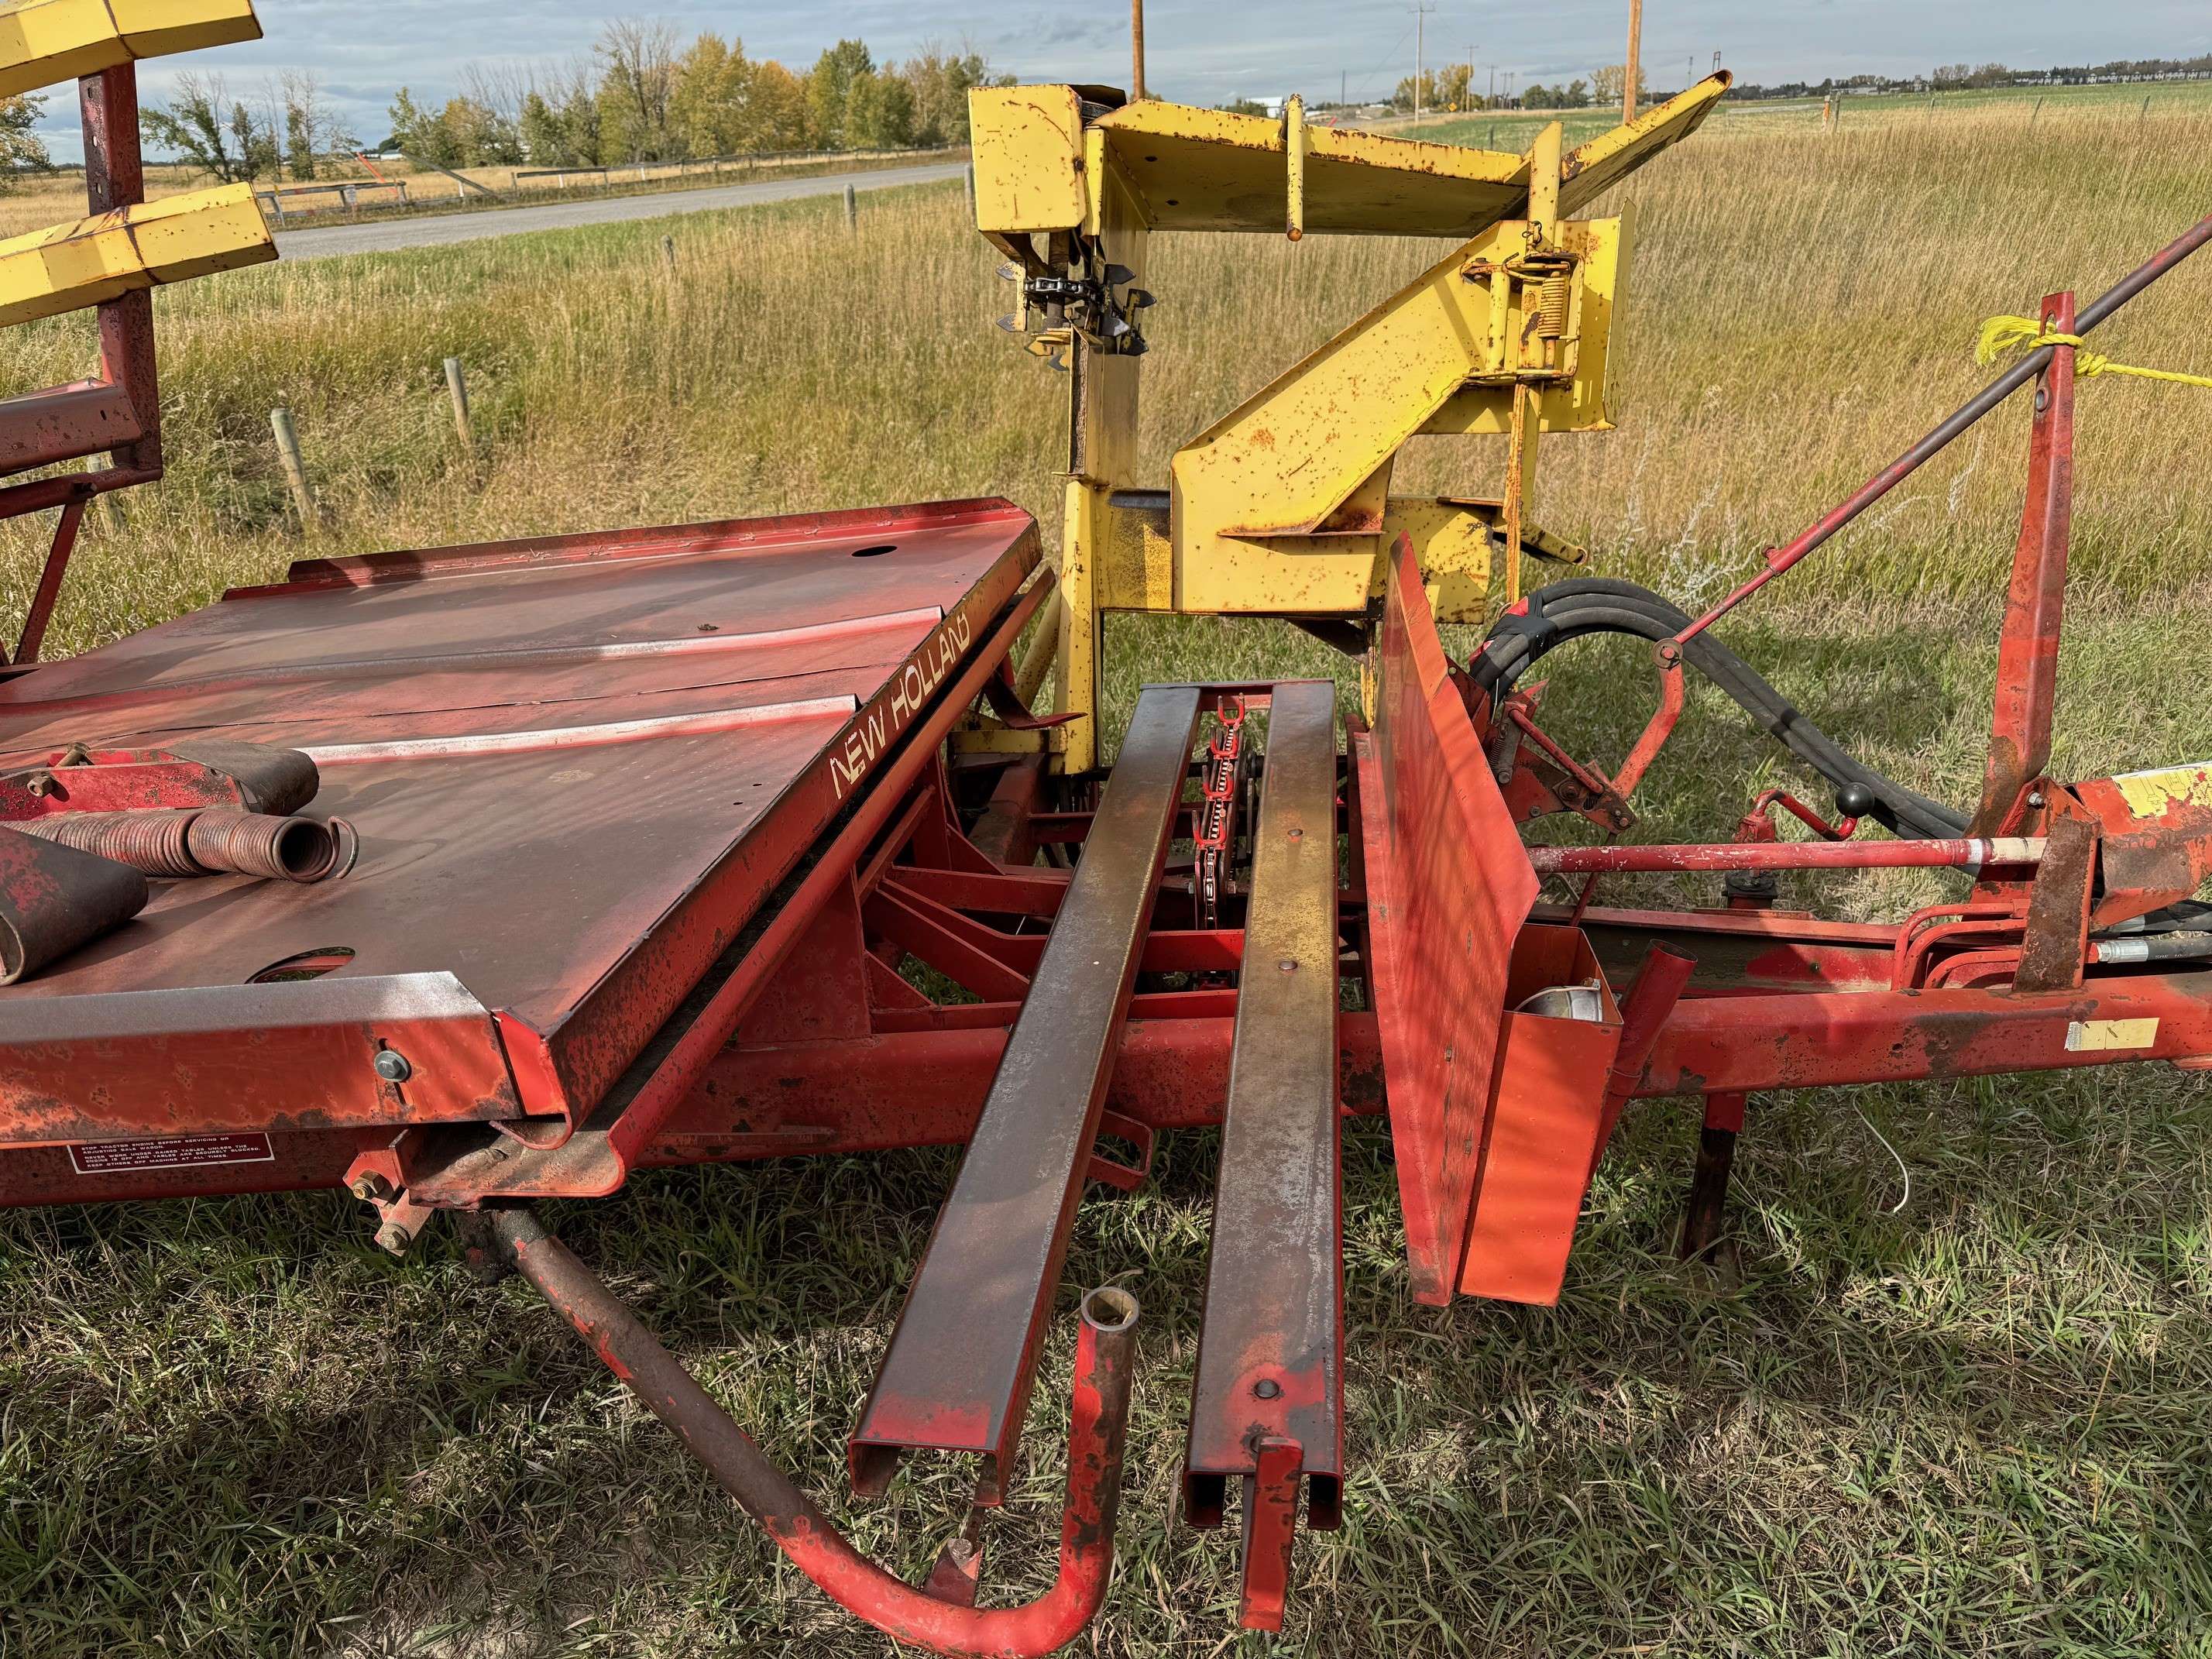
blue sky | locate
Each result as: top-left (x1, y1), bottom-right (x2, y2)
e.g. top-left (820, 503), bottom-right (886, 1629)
top-left (51, 0), bottom-right (2212, 157)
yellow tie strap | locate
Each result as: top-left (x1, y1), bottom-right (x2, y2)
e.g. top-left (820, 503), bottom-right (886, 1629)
top-left (1977, 314), bottom-right (2212, 390)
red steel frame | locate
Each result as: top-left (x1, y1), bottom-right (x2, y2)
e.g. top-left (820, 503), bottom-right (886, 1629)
top-left (0, 64), bottom-right (172, 667)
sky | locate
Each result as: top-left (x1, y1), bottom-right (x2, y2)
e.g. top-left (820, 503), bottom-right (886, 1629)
top-left (45, 0), bottom-right (2212, 159)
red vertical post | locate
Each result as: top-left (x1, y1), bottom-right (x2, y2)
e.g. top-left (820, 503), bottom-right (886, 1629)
top-left (80, 67), bottom-right (160, 478)
top-left (1972, 290), bottom-right (2075, 833)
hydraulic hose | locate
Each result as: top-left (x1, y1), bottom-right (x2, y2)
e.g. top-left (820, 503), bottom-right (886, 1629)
top-left (1472, 577), bottom-right (1970, 841)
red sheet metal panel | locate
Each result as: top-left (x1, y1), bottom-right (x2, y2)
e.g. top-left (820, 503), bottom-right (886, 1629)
top-left (1455, 926), bottom-right (1620, 1307)
top-left (1355, 541), bottom-right (1538, 1304)
top-left (0, 498), bottom-right (1038, 1158)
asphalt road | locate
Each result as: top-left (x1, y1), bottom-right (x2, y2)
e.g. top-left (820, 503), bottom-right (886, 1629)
top-left (273, 160), bottom-right (970, 261)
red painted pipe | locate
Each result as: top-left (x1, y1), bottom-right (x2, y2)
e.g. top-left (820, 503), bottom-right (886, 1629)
top-left (493, 1208), bottom-right (1138, 1657)
top-left (1527, 836), bottom-right (2042, 875)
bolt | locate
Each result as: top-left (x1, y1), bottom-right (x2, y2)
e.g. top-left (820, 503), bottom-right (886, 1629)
top-left (374, 1221), bottom-right (413, 1257)
top-left (23, 771), bottom-right (55, 797)
top-left (2027, 790), bottom-right (2046, 809)
top-left (1286, 827), bottom-right (1304, 841)
top-left (373, 1049), bottom-right (413, 1084)
top-left (349, 1172), bottom-right (392, 1202)
top-left (1253, 1379), bottom-right (1282, 1400)
top-left (1278, 958), bottom-right (1297, 973)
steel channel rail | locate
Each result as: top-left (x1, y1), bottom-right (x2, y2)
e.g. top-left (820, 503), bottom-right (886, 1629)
top-left (849, 683), bottom-right (1203, 1500)
top-left (1180, 681), bottom-right (1344, 1632)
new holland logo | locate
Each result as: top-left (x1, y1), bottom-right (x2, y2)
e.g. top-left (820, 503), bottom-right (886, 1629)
top-left (830, 610), bottom-right (975, 799)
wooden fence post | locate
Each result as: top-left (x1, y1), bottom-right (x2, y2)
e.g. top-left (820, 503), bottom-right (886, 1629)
top-left (270, 408), bottom-right (318, 529)
top-left (843, 182), bottom-right (857, 229)
top-left (442, 358), bottom-right (473, 451)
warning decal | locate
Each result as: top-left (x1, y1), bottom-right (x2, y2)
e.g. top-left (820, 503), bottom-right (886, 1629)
top-left (68, 1133), bottom-right (276, 1176)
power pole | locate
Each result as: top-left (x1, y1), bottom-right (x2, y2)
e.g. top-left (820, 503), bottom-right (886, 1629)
top-left (1623, 0), bottom-right (1643, 121)
top-left (1131, 0), bottom-right (1146, 99)
top-left (1410, 2), bottom-right (1436, 127)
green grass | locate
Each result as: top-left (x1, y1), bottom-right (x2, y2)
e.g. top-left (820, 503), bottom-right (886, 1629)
top-left (3, 76), bottom-right (2212, 1659)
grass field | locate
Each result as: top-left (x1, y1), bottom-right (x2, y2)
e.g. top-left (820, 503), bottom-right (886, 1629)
top-left (3, 85), bottom-right (2212, 1658)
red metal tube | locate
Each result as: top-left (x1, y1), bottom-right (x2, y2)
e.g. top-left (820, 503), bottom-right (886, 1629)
top-left (1527, 836), bottom-right (2042, 875)
top-left (1671, 210), bottom-right (2212, 647)
top-left (493, 1207), bottom-right (1138, 1658)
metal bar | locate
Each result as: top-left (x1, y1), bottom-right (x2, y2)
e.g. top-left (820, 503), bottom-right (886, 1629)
top-left (15, 497), bottom-right (84, 665)
top-left (1527, 836), bottom-right (2043, 875)
top-left (850, 684), bottom-right (1200, 1500)
top-left (1182, 682), bottom-right (1342, 1618)
top-left (1636, 970), bottom-right (2212, 1097)
top-left (81, 67), bottom-right (160, 479)
top-left (1672, 211), bottom-right (2212, 647)
top-left (1973, 290), bottom-right (2076, 830)
top-left (0, 381), bottom-right (143, 478)
top-left (1677, 1091), bottom-right (1745, 1260)
top-left (494, 1210), bottom-right (1141, 1659)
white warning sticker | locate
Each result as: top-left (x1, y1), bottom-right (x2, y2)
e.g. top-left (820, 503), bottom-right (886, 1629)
top-left (68, 1133), bottom-right (276, 1175)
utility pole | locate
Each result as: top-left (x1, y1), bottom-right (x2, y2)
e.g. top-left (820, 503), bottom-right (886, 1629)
top-left (1624, 0), bottom-right (1643, 121)
top-left (1131, 0), bottom-right (1146, 99)
top-left (1410, 2), bottom-right (1436, 128)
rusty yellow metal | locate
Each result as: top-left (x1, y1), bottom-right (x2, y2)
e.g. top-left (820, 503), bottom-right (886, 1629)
top-left (0, 0), bottom-right (260, 98)
top-left (0, 183), bottom-right (274, 328)
top-left (969, 84), bottom-right (1087, 234)
top-left (966, 74), bottom-right (1728, 771)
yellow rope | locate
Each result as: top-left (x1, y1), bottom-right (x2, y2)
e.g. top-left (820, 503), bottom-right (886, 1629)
top-left (1977, 314), bottom-right (2212, 390)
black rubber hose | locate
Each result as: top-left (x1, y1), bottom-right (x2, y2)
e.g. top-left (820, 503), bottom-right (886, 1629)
top-left (1472, 577), bottom-right (1970, 841)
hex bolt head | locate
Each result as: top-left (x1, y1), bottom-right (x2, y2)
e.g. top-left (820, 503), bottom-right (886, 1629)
top-left (2026, 790), bottom-right (2046, 809)
top-left (374, 1221), bottom-right (413, 1258)
top-left (373, 1049), bottom-right (413, 1084)
top-left (1253, 1378), bottom-right (1283, 1400)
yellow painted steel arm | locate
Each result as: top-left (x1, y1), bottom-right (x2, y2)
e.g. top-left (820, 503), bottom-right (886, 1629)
top-left (0, 184), bottom-right (275, 327)
top-left (0, 0), bottom-right (260, 98)
top-left (973, 74), bottom-right (1728, 242)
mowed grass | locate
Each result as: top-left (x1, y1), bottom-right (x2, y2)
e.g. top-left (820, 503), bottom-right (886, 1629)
top-left (2, 91), bottom-right (2212, 1657)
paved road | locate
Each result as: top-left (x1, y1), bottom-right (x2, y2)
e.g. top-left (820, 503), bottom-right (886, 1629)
top-left (273, 160), bottom-right (969, 261)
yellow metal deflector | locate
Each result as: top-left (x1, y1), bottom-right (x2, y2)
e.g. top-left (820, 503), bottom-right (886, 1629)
top-left (0, 0), bottom-right (260, 98)
top-left (0, 185), bottom-right (275, 327)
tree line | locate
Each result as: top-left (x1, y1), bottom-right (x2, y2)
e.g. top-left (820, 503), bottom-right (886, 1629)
top-left (389, 25), bottom-right (1003, 170)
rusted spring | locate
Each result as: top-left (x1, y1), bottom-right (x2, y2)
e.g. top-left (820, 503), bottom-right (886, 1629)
top-left (9, 810), bottom-right (199, 876)
top-left (185, 809), bottom-right (340, 881)
top-left (492, 1208), bottom-right (1139, 1658)
top-left (8, 809), bottom-right (345, 881)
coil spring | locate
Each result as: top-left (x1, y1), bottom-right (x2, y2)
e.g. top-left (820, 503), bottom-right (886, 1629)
top-left (8, 809), bottom-right (342, 881)
top-left (1537, 272), bottom-right (1571, 340)
top-left (187, 810), bottom-right (339, 882)
top-left (11, 810), bottom-right (199, 876)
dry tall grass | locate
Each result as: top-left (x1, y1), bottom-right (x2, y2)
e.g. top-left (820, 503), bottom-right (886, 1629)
top-left (2, 91), bottom-right (2207, 658)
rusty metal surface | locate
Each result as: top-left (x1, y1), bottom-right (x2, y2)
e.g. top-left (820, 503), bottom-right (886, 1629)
top-left (0, 499), bottom-right (1037, 1152)
top-left (1357, 541), bottom-right (1537, 1305)
top-left (1183, 682), bottom-right (1342, 1566)
top-left (0, 972), bottom-right (520, 1142)
top-left (850, 684), bottom-right (1200, 1499)
top-left (1973, 292), bottom-right (2076, 832)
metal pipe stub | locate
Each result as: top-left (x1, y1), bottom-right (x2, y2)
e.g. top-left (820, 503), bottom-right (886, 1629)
top-left (492, 1207), bottom-right (1141, 1658)
top-left (8, 809), bottom-right (353, 882)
